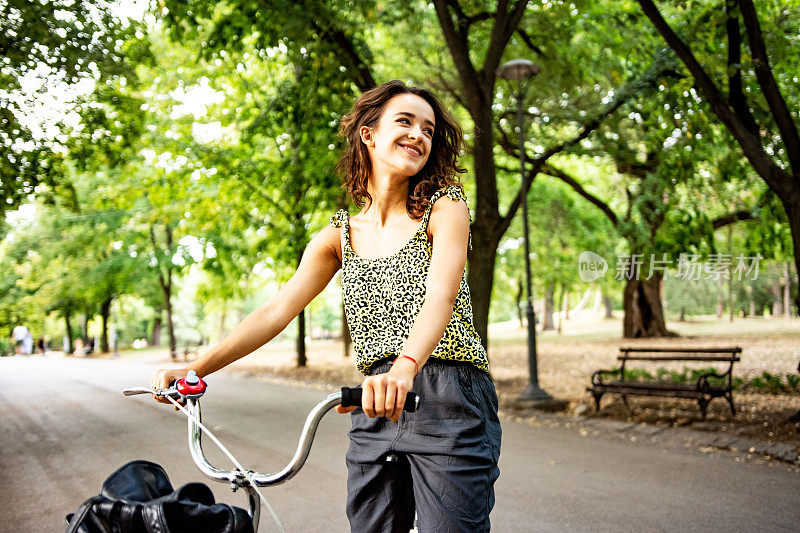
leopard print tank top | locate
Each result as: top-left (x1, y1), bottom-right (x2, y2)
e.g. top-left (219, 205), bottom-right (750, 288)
top-left (329, 186), bottom-right (489, 375)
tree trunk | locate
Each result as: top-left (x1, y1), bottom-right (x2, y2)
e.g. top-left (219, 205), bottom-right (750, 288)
top-left (64, 311), bottom-right (74, 354)
top-left (558, 283), bottom-right (567, 334)
top-left (603, 295), bottom-right (614, 319)
top-left (679, 307), bottom-right (686, 322)
top-left (623, 273), bottom-right (677, 337)
top-left (564, 290), bottom-right (570, 320)
top-left (296, 309), bottom-right (307, 367)
top-left (728, 225), bottom-right (734, 322)
top-left (151, 315), bottom-right (162, 347)
top-left (341, 298), bottom-right (351, 358)
top-left (164, 278), bottom-right (176, 360)
top-left (784, 262), bottom-right (792, 317)
top-left (466, 227), bottom-right (500, 351)
top-left (772, 278), bottom-right (783, 317)
top-left (515, 278), bottom-right (524, 328)
top-left (81, 314), bottom-right (89, 343)
top-left (100, 296), bottom-right (112, 353)
top-left (542, 283), bottom-right (555, 331)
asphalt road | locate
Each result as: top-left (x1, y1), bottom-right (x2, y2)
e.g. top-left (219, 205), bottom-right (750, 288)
top-left (0, 355), bottom-right (797, 532)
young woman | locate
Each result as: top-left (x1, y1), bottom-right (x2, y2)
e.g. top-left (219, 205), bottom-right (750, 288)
top-left (152, 80), bottom-right (501, 532)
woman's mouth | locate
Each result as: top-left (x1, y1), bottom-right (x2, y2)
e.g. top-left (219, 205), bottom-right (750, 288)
top-left (398, 143), bottom-right (422, 157)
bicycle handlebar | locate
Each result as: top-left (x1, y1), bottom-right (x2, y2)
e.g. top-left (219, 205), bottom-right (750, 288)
top-left (123, 382), bottom-right (418, 488)
top-left (340, 386), bottom-right (420, 412)
top-left (124, 380), bottom-right (419, 531)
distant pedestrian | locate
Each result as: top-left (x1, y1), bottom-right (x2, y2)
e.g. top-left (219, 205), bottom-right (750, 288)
top-left (12, 325), bottom-right (29, 355)
top-left (36, 337), bottom-right (45, 355)
top-left (22, 331), bottom-right (33, 355)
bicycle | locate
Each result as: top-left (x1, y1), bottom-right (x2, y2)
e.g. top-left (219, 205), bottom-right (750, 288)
top-left (114, 371), bottom-right (420, 532)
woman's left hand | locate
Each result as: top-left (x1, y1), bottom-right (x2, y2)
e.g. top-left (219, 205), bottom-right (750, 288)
top-left (335, 358), bottom-right (417, 422)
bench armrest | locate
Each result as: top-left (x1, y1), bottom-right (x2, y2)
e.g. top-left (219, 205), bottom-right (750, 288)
top-left (591, 368), bottom-right (620, 385)
top-left (696, 371), bottom-right (729, 392)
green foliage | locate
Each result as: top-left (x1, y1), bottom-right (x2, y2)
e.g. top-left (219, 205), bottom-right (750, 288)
top-left (746, 371), bottom-right (800, 394)
top-left (0, 0), bottom-right (149, 217)
top-left (614, 365), bottom-right (800, 394)
top-left (2, 0), bottom-right (797, 352)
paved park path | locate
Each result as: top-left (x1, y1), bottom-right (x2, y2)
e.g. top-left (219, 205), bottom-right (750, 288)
top-left (0, 355), bottom-right (797, 532)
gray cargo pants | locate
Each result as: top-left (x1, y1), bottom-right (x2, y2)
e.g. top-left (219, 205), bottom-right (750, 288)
top-left (346, 358), bottom-right (502, 532)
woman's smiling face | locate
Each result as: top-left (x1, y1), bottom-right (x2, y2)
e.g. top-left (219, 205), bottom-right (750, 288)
top-left (361, 93), bottom-right (436, 179)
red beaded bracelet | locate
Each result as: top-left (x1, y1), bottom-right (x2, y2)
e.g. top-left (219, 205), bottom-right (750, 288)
top-left (394, 355), bottom-right (419, 377)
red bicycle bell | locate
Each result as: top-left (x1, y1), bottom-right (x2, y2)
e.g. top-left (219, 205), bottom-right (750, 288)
top-left (176, 370), bottom-right (207, 399)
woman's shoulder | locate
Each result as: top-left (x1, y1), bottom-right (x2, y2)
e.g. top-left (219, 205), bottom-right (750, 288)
top-left (427, 185), bottom-right (472, 249)
top-left (428, 185), bottom-right (469, 219)
top-left (314, 216), bottom-right (344, 262)
top-left (429, 191), bottom-right (470, 222)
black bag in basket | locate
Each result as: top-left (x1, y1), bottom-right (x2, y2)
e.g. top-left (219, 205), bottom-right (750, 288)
top-left (66, 460), bottom-right (253, 533)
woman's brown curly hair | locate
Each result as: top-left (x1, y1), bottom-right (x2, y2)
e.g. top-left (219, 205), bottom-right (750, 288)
top-left (336, 80), bottom-right (466, 218)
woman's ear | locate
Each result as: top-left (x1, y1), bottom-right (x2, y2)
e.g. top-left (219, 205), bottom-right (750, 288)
top-left (359, 126), bottom-right (375, 149)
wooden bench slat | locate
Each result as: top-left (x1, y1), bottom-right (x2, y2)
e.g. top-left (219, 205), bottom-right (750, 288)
top-left (604, 381), bottom-right (697, 391)
top-left (588, 386), bottom-right (706, 400)
top-left (617, 355), bottom-right (741, 362)
top-left (597, 381), bottom-right (728, 394)
top-left (619, 347), bottom-right (741, 354)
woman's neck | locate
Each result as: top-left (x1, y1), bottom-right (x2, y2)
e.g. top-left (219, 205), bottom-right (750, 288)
top-left (364, 172), bottom-right (410, 227)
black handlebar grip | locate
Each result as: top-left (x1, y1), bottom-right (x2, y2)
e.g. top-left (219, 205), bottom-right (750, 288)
top-left (340, 387), bottom-right (419, 412)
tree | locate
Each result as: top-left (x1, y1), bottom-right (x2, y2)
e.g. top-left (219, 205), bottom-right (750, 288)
top-left (1, 0), bottom-right (145, 218)
top-left (636, 0), bottom-right (800, 314)
top-left (159, 0), bottom-right (677, 348)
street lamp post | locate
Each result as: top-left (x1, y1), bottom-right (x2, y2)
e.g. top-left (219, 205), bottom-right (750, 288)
top-left (496, 59), bottom-right (567, 409)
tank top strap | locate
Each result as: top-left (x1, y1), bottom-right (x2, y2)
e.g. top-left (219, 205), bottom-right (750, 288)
top-left (420, 186), bottom-right (472, 250)
top-left (329, 209), bottom-right (351, 252)
top-left (329, 209), bottom-right (349, 229)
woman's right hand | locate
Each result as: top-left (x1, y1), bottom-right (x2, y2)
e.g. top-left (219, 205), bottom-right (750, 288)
top-left (150, 368), bottom-right (190, 404)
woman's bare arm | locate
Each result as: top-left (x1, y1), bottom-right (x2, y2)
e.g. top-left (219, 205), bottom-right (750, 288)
top-left (151, 225), bottom-right (342, 390)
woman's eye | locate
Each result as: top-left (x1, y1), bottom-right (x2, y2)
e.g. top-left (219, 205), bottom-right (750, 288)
top-left (398, 118), bottom-right (410, 124)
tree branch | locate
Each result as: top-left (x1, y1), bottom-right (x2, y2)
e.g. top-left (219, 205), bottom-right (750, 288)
top-left (516, 28), bottom-right (546, 57)
top-left (434, 0), bottom-right (484, 113)
top-left (467, 11), bottom-right (493, 25)
top-left (309, 21), bottom-right (376, 91)
top-left (725, 0), bottom-right (758, 134)
top-left (416, 52), bottom-right (469, 111)
top-left (712, 210), bottom-right (754, 229)
top-left (498, 83), bottom-right (631, 231)
top-left (738, 0), bottom-right (800, 175)
top-left (636, 0), bottom-right (788, 194)
top-left (482, 0), bottom-right (530, 81)
top-left (540, 163), bottom-right (620, 226)
top-left (498, 49), bottom-right (677, 232)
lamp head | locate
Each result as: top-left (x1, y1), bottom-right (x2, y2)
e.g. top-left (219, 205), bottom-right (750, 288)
top-left (496, 59), bottom-right (540, 81)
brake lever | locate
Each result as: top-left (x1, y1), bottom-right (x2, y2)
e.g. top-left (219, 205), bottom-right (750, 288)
top-left (122, 386), bottom-right (177, 398)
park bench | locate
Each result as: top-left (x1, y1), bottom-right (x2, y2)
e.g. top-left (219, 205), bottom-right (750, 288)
top-left (587, 347), bottom-right (741, 419)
